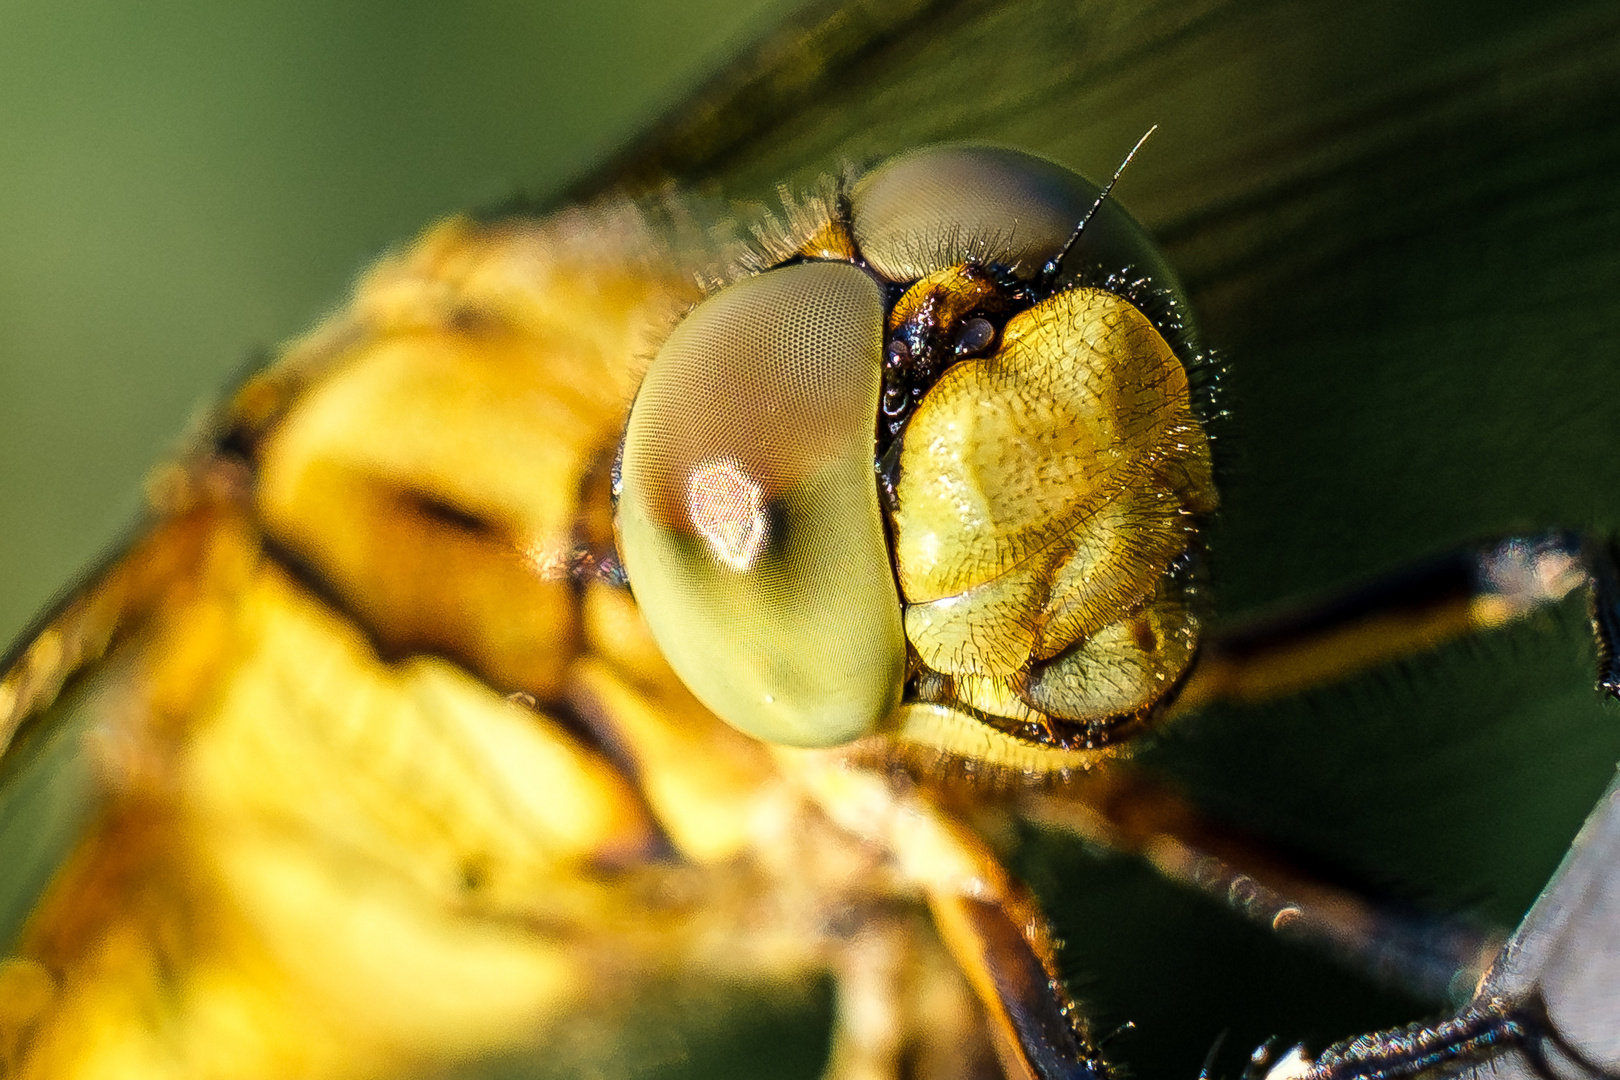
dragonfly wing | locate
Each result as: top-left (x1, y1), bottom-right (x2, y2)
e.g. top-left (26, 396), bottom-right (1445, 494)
top-left (0, 667), bottom-right (108, 953)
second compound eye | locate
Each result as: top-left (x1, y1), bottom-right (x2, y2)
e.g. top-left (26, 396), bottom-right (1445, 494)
top-left (616, 261), bottom-right (905, 749)
top-left (849, 145), bottom-right (1194, 342)
top-left (851, 146), bottom-right (1095, 280)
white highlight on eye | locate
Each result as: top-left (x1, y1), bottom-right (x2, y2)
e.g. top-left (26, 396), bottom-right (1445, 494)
top-left (686, 458), bottom-right (768, 571)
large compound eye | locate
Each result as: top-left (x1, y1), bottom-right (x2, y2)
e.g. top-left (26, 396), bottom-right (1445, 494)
top-left (851, 146), bottom-right (1191, 331)
top-left (617, 261), bottom-right (905, 748)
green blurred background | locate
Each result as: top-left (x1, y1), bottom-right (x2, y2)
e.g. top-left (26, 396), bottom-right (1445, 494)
top-left (0, 0), bottom-right (793, 645)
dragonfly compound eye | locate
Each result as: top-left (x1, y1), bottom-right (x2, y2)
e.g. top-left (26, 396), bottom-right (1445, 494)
top-left (851, 145), bottom-right (1193, 335)
top-left (617, 261), bottom-right (906, 748)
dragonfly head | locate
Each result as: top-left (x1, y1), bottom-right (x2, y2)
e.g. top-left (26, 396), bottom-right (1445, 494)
top-left (617, 146), bottom-right (1218, 768)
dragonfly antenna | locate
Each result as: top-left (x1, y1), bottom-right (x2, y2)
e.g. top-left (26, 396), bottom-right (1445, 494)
top-left (1040, 124), bottom-right (1158, 288)
top-left (1097, 1021), bottom-right (1137, 1048)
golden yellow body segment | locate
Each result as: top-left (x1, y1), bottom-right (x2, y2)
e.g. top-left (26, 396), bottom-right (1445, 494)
top-left (0, 213), bottom-right (731, 1078)
top-left (0, 184), bottom-right (1113, 1080)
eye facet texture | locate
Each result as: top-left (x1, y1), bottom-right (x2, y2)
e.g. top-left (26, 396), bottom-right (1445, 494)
top-left (617, 262), bottom-right (904, 748)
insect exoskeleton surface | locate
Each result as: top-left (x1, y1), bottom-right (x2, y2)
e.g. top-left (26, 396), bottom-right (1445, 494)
top-left (616, 145), bottom-right (1219, 770)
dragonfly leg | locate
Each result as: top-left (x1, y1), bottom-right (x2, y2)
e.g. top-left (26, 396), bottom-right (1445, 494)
top-left (1175, 531), bottom-right (1620, 712)
top-left (1252, 769), bottom-right (1620, 1080)
top-left (926, 887), bottom-right (1109, 1080)
top-left (1020, 767), bottom-right (1500, 1004)
top-left (1586, 535), bottom-right (1620, 696)
top-left (789, 752), bottom-right (1111, 1080)
top-left (1254, 1000), bottom-right (1533, 1080)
